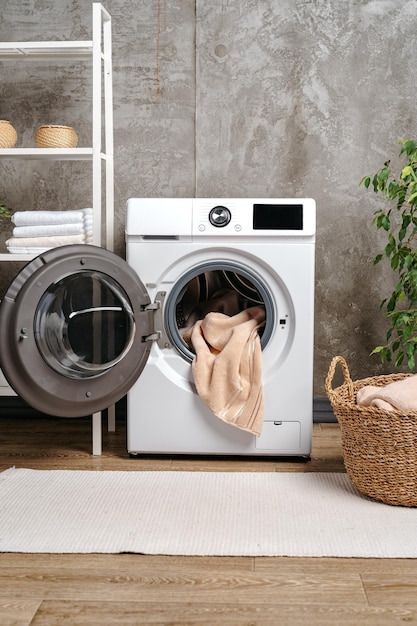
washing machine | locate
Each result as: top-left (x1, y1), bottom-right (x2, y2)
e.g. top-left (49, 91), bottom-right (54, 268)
top-left (125, 197), bottom-right (316, 457)
top-left (0, 197), bottom-right (315, 458)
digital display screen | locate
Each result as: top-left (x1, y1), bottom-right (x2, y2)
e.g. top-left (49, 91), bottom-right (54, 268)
top-left (253, 204), bottom-right (303, 230)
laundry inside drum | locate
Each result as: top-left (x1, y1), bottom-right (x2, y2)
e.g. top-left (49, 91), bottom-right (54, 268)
top-left (175, 269), bottom-right (267, 353)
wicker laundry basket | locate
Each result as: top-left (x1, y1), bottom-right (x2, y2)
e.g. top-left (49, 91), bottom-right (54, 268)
top-left (325, 355), bottom-right (417, 507)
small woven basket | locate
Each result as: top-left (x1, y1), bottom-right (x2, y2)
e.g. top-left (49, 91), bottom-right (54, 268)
top-left (35, 125), bottom-right (78, 148)
top-left (325, 355), bottom-right (417, 507)
top-left (0, 120), bottom-right (17, 148)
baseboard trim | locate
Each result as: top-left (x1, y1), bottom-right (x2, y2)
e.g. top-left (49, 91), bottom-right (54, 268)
top-left (0, 396), bottom-right (127, 419)
top-left (313, 397), bottom-right (336, 423)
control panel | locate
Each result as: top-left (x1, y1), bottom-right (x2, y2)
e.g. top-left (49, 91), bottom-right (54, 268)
top-left (193, 198), bottom-right (315, 237)
top-left (126, 197), bottom-right (316, 239)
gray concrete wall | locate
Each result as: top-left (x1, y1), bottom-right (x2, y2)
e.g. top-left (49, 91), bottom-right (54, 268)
top-left (0, 0), bottom-right (416, 396)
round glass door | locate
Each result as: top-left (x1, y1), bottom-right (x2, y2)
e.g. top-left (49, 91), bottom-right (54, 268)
top-left (0, 245), bottom-right (152, 417)
top-left (34, 271), bottom-right (135, 379)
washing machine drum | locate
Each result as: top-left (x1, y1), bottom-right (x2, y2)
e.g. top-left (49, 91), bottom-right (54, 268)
top-left (0, 245), bottom-right (153, 417)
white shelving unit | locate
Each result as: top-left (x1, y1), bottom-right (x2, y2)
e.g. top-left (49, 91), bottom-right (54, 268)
top-left (0, 4), bottom-right (114, 454)
top-left (0, 2), bottom-right (114, 258)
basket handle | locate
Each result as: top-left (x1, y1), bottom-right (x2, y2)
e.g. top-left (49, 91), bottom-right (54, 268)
top-left (325, 356), bottom-right (355, 403)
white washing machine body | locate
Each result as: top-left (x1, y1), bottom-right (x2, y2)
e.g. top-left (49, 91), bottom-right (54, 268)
top-left (126, 198), bottom-right (316, 457)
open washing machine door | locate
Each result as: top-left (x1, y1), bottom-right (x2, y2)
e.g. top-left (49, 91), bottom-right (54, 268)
top-left (0, 245), bottom-right (154, 417)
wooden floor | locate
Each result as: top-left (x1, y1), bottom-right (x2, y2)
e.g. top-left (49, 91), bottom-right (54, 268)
top-left (0, 414), bottom-right (416, 625)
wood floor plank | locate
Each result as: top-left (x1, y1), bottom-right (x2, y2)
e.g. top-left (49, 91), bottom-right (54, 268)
top-left (0, 553), bottom-right (254, 574)
top-left (362, 574), bottom-right (417, 607)
top-left (0, 598), bottom-right (42, 626)
top-left (29, 600), bottom-right (417, 626)
top-left (0, 567), bottom-right (367, 606)
top-left (255, 556), bottom-right (417, 575)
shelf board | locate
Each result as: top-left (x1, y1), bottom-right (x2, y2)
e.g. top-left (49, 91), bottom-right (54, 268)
top-left (0, 148), bottom-right (93, 160)
top-left (0, 253), bottom-right (36, 262)
top-left (0, 387), bottom-right (17, 396)
top-left (0, 40), bottom-right (93, 60)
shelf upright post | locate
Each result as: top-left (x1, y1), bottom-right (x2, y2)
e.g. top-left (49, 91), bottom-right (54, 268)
top-left (102, 4), bottom-right (114, 253)
top-left (101, 5), bottom-right (116, 435)
top-left (92, 2), bottom-right (102, 248)
top-left (92, 4), bottom-right (116, 446)
top-left (91, 3), bottom-right (103, 453)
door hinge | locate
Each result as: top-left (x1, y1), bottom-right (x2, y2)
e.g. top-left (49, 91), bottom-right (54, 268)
top-left (143, 291), bottom-right (171, 348)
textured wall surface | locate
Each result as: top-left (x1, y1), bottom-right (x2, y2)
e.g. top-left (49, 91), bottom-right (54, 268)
top-left (1, 0), bottom-right (416, 396)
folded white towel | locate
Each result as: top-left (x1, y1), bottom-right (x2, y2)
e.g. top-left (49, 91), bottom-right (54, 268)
top-left (7, 246), bottom-right (53, 254)
top-left (13, 223), bottom-right (87, 238)
top-left (12, 208), bottom-right (93, 226)
top-left (6, 234), bottom-right (89, 248)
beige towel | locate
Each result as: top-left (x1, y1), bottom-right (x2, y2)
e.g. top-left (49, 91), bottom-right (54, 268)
top-left (184, 306), bottom-right (266, 436)
top-left (357, 375), bottom-right (417, 411)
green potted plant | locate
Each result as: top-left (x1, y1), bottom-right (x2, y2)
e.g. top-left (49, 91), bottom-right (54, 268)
top-left (0, 200), bottom-right (12, 219)
top-left (360, 139), bottom-right (417, 370)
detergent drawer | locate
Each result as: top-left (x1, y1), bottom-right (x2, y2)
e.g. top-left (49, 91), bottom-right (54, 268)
top-left (255, 421), bottom-right (301, 451)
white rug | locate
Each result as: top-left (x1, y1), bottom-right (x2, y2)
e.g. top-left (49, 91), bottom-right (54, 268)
top-left (1, 468), bottom-right (416, 557)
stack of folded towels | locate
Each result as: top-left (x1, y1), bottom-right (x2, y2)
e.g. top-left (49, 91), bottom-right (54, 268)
top-left (6, 208), bottom-right (93, 254)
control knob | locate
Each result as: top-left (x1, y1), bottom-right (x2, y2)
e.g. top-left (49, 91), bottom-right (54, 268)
top-left (209, 205), bottom-right (231, 227)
